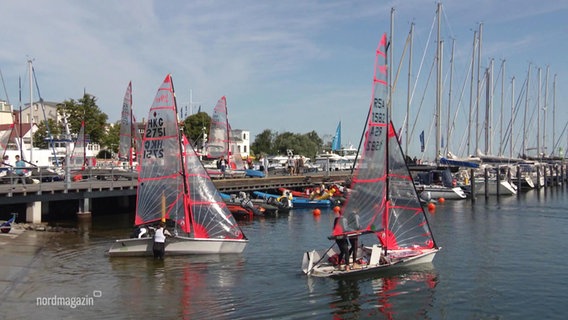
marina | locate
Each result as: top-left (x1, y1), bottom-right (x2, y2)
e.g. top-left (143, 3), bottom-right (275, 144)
top-left (1, 187), bottom-right (568, 318)
top-left (1, 1), bottom-right (567, 318)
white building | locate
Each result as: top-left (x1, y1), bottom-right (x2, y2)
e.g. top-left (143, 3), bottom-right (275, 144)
top-left (231, 129), bottom-right (251, 158)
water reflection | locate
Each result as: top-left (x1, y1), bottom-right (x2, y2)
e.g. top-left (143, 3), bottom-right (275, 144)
top-left (328, 265), bottom-right (438, 319)
top-left (108, 255), bottom-right (244, 319)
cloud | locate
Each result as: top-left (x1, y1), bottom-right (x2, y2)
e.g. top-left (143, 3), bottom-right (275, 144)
top-left (1, 0), bottom-right (566, 159)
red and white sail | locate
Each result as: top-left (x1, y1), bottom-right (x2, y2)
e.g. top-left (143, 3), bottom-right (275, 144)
top-left (338, 33), bottom-right (437, 252)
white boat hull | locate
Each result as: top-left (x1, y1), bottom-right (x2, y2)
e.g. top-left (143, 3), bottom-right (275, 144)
top-left (417, 185), bottom-right (467, 200)
top-left (108, 235), bottom-right (248, 257)
top-left (473, 179), bottom-right (517, 195)
top-left (302, 244), bottom-right (439, 278)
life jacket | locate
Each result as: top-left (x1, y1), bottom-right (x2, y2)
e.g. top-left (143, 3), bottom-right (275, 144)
top-left (332, 217), bottom-right (344, 236)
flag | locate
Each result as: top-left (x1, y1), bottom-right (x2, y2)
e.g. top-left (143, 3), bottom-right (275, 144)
top-left (420, 130), bottom-right (425, 152)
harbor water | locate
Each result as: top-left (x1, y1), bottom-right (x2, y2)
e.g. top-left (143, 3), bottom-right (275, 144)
top-left (2, 187), bottom-right (568, 319)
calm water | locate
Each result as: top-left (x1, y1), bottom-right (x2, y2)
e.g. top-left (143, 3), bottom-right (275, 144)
top-left (3, 187), bottom-right (568, 319)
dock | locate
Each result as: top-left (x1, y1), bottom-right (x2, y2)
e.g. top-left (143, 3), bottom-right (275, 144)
top-left (0, 171), bottom-right (352, 223)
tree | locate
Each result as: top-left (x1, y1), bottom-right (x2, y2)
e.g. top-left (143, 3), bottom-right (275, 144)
top-left (100, 121), bottom-right (121, 153)
top-left (57, 93), bottom-right (108, 144)
top-left (254, 130), bottom-right (323, 159)
top-left (251, 129), bottom-right (274, 155)
top-left (182, 112), bottom-right (211, 148)
top-left (33, 119), bottom-right (63, 149)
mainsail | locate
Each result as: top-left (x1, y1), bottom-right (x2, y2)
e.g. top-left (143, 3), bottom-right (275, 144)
top-left (118, 81), bottom-right (142, 165)
top-left (70, 121), bottom-right (87, 170)
top-left (0, 123), bottom-right (14, 157)
top-left (134, 75), bottom-right (244, 240)
top-left (205, 96), bottom-right (229, 159)
top-left (135, 75), bottom-right (186, 228)
top-left (338, 33), bottom-right (436, 252)
top-left (331, 121), bottom-right (341, 152)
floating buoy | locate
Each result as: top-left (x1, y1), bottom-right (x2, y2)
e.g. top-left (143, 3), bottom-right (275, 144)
top-left (313, 208), bottom-right (321, 216)
top-left (438, 197), bottom-right (445, 204)
top-left (333, 206), bottom-right (341, 213)
top-left (427, 203), bottom-right (436, 212)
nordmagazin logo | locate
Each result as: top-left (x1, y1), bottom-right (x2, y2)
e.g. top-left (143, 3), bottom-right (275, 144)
top-left (36, 291), bottom-right (102, 308)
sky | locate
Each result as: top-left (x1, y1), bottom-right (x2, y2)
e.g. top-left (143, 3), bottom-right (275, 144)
top-left (1, 0), bottom-right (567, 160)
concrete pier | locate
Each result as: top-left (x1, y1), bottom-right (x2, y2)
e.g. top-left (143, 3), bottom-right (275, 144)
top-left (25, 202), bottom-right (42, 224)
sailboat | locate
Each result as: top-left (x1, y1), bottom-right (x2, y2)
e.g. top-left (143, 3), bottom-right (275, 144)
top-left (108, 75), bottom-right (248, 256)
top-left (118, 81), bottom-right (142, 169)
top-left (331, 121), bottom-right (341, 152)
top-left (205, 96), bottom-right (261, 178)
top-left (301, 33), bottom-right (440, 278)
top-left (69, 121), bottom-right (87, 170)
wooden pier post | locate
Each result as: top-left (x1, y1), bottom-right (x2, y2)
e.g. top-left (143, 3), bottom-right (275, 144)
top-left (470, 168), bottom-right (476, 203)
top-left (484, 167), bottom-right (489, 198)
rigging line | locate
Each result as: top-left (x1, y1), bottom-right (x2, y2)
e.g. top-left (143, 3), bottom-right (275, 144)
top-left (449, 44), bottom-right (474, 157)
top-left (392, 29), bottom-right (411, 133)
top-left (0, 68), bottom-right (10, 105)
top-left (408, 8), bottom-right (436, 108)
top-left (32, 66), bottom-right (60, 167)
top-left (549, 120), bottom-right (568, 157)
top-left (410, 57), bottom-right (435, 148)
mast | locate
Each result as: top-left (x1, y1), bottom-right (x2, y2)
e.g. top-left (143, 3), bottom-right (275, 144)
top-left (476, 23), bottom-right (483, 156)
top-left (484, 59), bottom-right (493, 155)
top-left (523, 64), bottom-right (530, 158)
top-left (510, 76), bottom-right (515, 159)
top-left (28, 59), bottom-right (33, 163)
top-left (537, 67), bottom-right (541, 158)
top-left (499, 60), bottom-right (505, 157)
top-left (552, 73), bottom-right (557, 156)
top-left (388, 7), bottom-right (394, 117)
top-left (435, 2), bottom-right (442, 162)
top-left (445, 38), bottom-right (455, 157)
top-left (468, 31), bottom-right (477, 156)
top-left (543, 65), bottom-right (549, 156)
top-left (170, 76), bottom-right (189, 197)
top-left (405, 22), bottom-right (414, 157)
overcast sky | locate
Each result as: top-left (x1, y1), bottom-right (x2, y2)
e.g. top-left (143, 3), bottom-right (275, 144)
top-left (1, 1), bottom-right (566, 159)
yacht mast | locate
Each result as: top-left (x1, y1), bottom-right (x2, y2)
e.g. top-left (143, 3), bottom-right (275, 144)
top-left (28, 59), bottom-right (34, 163)
top-left (552, 73), bottom-right (557, 156)
top-left (445, 38), bottom-right (455, 157)
top-left (435, 2), bottom-right (442, 162)
top-left (467, 31), bottom-right (477, 156)
top-left (475, 23), bottom-right (483, 156)
top-left (522, 63), bottom-right (530, 158)
top-left (405, 23), bottom-right (414, 157)
top-left (510, 76), bottom-right (515, 159)
top-left (543, 65), bottom-right (549, 156)
top-left (537, 67), bottom-right (541, 158)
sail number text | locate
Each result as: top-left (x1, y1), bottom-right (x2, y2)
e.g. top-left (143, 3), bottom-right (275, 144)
top-left (144, 117), bottom-right (166, 158)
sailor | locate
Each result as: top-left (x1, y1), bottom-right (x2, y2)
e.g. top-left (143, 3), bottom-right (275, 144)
top-left (153, 221), bottom-right (172, 259)
top-left (332, 208), bottom-right (350, 271)
top-left (348, 210), bottom-right (362, 268)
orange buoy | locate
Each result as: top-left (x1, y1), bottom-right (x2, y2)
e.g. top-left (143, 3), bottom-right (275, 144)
top-left (438, 197), bottom-right (445, 204)
top-left (313, 208), bottom-right (321, 216)
top-left (333, 206), bottom-right (341, 213)
top-left (427, 203), bottom-right (436, 212)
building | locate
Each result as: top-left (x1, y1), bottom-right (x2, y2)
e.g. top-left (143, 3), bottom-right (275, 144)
top-left (231, 129), bottom-right (251, 158)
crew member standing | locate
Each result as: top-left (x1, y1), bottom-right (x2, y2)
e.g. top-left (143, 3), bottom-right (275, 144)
top-left (153, 222), bottom-right (172, 259)
top-left (332, 209), bottom-right (350, 271)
